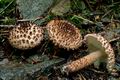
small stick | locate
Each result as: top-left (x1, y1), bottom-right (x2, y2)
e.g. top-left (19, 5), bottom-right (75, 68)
top-left (0, 0), bottom-right (14, 14)
top-left (84, 0), bottom-right (93, 11)
top-left (109, 37), bottom-right (120, 42)
top-left (102, 9), bottom-right (112, 18)
top-left (0, 25), bottom-right (15, 28)
top-left (0, 30), bottom-right (9, 33)
top-left (71, 15), bottom-right (94, 24)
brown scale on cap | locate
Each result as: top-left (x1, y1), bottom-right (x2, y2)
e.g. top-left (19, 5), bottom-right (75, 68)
top-left (47, 20), bottom-right (82, 50)
top-left (62, 33), bottom-right (116, 75)
top-left (8, 22), bottom-right (44, 50)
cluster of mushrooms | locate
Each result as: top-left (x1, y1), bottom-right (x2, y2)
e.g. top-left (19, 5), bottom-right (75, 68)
top-left (8, 20), bottom-right (116, 75)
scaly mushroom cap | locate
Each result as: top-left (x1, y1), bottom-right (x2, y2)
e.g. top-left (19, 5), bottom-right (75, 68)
top-left (8, 22), bottom-right (44, 50)
top-left (47, 20), bottom-right (82, 50)
top-left (84, 33), bottom-right (115, 72)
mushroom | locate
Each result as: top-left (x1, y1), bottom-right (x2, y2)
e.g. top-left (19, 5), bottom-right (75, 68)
top-left (46, 20), bottom-right (82, 50)
top-left (62, 33), bottom-right (116, 74)
top-left (8, 22), bottom-right (44, 50)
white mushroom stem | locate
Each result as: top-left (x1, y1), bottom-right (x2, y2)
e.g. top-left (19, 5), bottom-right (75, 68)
top-left (62, 51), bottom-right (103, 73)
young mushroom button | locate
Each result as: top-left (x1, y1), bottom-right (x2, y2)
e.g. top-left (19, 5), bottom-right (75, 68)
top-left (47, 20), bottom-right (82, 50)
top-left (8, 22), bottom-right (44, 50)
top-left (62, 33), bottom-right (116, 75)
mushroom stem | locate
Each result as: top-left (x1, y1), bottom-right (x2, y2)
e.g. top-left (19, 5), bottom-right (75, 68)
top-left (62, 51), bottom-right (102, 73)
top-left (62, 33), bottom-right (117, 75)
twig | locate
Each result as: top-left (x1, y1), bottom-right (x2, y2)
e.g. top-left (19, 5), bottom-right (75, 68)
top-left (0, 25), bottom-right (15, 28)
top-left (0, 0), bottom-right (15, 14)
top-left (0, 30), bottom-right (9, 33)
top-left (17, 18), bottom-right (40, 22)
top-left (0, 34), bottom-right (9, 36)
top-left (102, 9), bottom-right (112, 18)
top-left (98, 31), bottom-right (120, 42)
top-left (71, 15), bottom-right (94, 24)
top-left (109, 37), bottom-right (120, 42)
top-left (108, 1), bottom-right (120, 8)
top-left (113, 20), bottom-right (120, 23)
top-left (90, 68), bottom-right (105, 74)
top-left (84, 0), bottom-right (93, 11)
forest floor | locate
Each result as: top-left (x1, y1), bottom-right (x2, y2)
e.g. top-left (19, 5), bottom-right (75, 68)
top-left (0, 0), bottom-right (120, 80)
